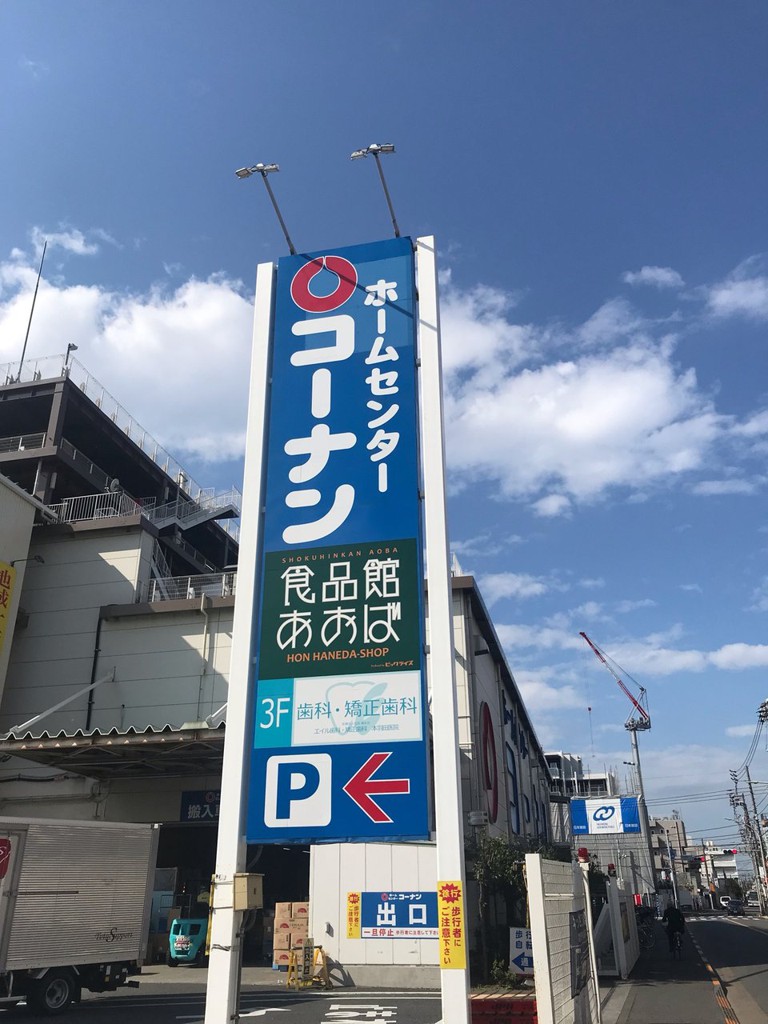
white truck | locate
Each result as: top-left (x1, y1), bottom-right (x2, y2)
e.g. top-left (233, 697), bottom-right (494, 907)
top-left (0, 817), bottom-right (159, 1015)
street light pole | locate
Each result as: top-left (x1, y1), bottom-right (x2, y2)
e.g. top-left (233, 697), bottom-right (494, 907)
top-left (18, 240), bottom-right (47, 382)
top-left (745, 765), bottom-right (768, 915)
top-left (351, 143), bottom-right (401, 237)
top-left (234, 163), bottom-right (296, 255)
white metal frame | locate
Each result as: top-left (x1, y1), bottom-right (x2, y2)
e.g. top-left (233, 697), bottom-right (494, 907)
top-left (415, 236), bottom-right (470, 1023)
top-left (204, 260), bottom-right (275, 1024)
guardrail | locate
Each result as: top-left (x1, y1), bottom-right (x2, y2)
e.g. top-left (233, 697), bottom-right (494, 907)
top-left (48, 492), bottom-right (144, 524)
top-left (147, 572), bottom-right (237, 603)
top-left (0, 432), bottom-right (46, 454)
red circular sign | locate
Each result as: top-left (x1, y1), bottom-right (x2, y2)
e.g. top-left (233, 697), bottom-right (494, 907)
top-left (290, 255), bottom-right (357, 313)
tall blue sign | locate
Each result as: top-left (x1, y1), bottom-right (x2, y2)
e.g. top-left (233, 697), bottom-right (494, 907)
top-left (246, 238), bottom-right (430, 843)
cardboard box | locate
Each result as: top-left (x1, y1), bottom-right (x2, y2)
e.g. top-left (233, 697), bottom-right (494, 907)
top-left (290, 917), bottom-right (308, 933)
top-left (274, 918), bottom-right (292, 932)
top-left (292, 901), bottom-right (309, 918)
top-left (272, 949), bottom-right (291, 967)
top-left (274, 902), bottom-right (292, 920)
top-left (272, 932), bottom-right (291, 950)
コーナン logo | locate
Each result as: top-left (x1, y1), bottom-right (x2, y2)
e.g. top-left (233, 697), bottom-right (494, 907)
top-left (592, 805), bottom-right (616, 822)
top-left (290, 255), bottom-right (358, 313)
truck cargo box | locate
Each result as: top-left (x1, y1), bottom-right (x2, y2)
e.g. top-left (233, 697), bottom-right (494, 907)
top-left (0, 817), bottom-right (158, 972)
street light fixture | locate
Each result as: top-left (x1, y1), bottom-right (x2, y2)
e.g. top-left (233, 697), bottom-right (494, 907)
top-left (65, 343), bottom-right (78, 370)
top-left (350, 143), bottom-right (401, 238)
top-left (234, 162), bottom-right (296, 256)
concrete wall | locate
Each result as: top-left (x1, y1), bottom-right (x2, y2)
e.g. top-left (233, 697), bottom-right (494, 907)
top-left (0, 524), bottom-right (149, 735)
top-left (310, 841), bottom-right (439, 987)
top-left (1, 522), bottom-right (231, 736)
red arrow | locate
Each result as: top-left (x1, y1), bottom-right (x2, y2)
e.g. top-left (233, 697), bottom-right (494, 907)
top-left (343, 752), bottom-right (410, 823)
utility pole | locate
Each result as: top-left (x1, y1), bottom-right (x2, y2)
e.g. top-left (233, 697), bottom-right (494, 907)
top-left (664, 829), bottom-right (679, 907)
top-left (745, 765), bottom-right (768, 914)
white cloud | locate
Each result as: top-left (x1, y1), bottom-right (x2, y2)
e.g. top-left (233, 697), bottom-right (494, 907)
top-left (692, 479), bottom-right (757, 496)
top-left (478, 572), bottom-right (552, 605)
top-left (19, 56), bottom-right (49, 79)
top-left (451, 532), bottom-right (523, 559)
top-left (733, 410), bottom-right (768, 438)
top-left (750, 578), bottom-right (768, 612)
top-left (31, 226), bottom-right (101, 257)
top-left (680, 583), bottom-right (702, 594)
top-left (725, 725), bottom-right (757, 738)
top-left (532, 493), bottom-right (572, 518)
top-left (495, 623), bottom-right (768, 678)
top-left (707, 257), bottom-right (768, 320)
top-left (514, 678), bottom-right (584, 713)
top-left (615, 598), bottom-right (656, 614)
top-left (0, 245), bottom-right (253, 464)
top-left (622, 266), bottom-right (684, 290)
top-left (578, 298), bottom-right (644, 347)
top-left (444, 336), bottom-right (726, 506)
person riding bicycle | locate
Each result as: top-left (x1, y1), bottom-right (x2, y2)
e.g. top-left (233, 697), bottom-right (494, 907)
top-left (662, 904), bottom-right (685, 952)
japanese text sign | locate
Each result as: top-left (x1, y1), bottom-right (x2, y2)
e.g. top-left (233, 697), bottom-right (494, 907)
top-left (349, 891), bottom-right (438, 938)
top-left (437, 881), bottom-right (466, 969)
top-left (246, 238), bottom-right (430, 844)
top-left (0, 561), bottom-right (16, 656)
top-left (180, 790), bottom-right (220, 823)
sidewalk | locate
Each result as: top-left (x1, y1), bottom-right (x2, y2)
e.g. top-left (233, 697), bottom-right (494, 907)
top-left (600, 923), bottom-right (724, 1024)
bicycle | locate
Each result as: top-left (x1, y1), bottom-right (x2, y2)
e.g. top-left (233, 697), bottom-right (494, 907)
top-left (638, 920), bottom-right (656, 950)
top-left (669, 929), bottom-right (683, 959)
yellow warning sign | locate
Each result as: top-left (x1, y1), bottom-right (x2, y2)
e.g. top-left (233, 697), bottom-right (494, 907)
top-left (346, 891), bottom-right (361, 939)
top-left (437, 880), bottom-right (466, 970)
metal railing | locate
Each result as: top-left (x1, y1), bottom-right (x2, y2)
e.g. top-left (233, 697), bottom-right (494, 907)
top-left (59, 438), bottom-right (115, 492)
top-left (164, 533), bottom-right (217, 573)
top-left (147, 572), bottom-right (237, 603)
top-left (151, 539), bottom-right (173, 580)
top-left (149, 486), bottom-right (242, 527)
top-left (0, 432), bottom-right (45, 454)
top-left (48, 492), bottom-right (144, 524)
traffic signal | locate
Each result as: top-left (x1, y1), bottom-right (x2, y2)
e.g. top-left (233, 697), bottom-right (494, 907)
top-left (722, 849), bottom-right (737, 855)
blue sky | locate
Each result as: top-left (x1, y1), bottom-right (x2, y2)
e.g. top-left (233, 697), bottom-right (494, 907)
top-left (1, 1), bottom-right (767, 846)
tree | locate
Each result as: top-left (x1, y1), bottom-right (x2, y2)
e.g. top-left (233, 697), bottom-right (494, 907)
top-left (466, 833), bottom-right (569, 983)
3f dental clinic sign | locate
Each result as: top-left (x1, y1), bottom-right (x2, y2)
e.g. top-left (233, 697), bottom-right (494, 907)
top-left (246, 237), bottom-right (430, 844)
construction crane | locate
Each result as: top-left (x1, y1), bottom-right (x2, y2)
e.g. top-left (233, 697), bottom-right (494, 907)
top-left (580, 631), bottom-right (657, 894)
top-left (579, 632), bottom-right (651, 733)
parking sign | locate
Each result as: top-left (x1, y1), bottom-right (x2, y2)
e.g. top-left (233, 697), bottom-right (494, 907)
top-left (246, 238), bottom-right (430, 843)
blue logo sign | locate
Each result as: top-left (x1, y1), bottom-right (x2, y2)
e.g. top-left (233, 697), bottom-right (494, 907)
top-left (360, 891), bottom-right (438, 938)
top-left (246, 238), bottom-right (430, 844)
top-left (592, 805), bottom-right (616, 822)
top-left (570, 797), bottom-right (641, 835)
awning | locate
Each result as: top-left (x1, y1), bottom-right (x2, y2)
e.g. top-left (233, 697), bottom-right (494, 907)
top-left (0, 724), bottom-right (225, 779)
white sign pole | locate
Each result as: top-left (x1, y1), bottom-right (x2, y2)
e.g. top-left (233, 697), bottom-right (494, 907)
top-left (204, 260), bottom-right (275, 1024)
top-left (415, 236), bottom-right (470, 1024)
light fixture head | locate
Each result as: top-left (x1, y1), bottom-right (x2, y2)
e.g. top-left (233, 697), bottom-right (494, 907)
top-left (351, 143), bottom-right (396, 160)
top-left (235, 162), bottom-right (279, 179)
top-left (10, 554), bottom-right (44, 567)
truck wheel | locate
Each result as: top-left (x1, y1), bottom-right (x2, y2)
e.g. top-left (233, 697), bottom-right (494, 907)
top-left (27, 969), bottom-right (78, 1016)
top-left (166, 952), bottom-right (179, 967)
